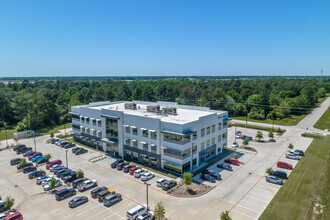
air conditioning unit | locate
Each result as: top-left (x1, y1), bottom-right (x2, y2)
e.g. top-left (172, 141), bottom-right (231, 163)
top-left (147, 105), bottom-right (160, 113)
top-left (162, 107), bottom-right (177, 115)
top-left (124, 103), bottom-right (137, 110)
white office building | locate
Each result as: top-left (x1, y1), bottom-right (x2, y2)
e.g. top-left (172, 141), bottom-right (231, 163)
top-left (70, 101), bottom-right (229, 175)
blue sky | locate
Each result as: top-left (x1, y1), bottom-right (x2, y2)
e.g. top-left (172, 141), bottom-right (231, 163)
top-left (0, 0), bottom-right (329, 77)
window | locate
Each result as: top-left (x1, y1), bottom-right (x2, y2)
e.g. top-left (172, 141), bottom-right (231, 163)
top-left (222, 133), bottom-right (227, 139)
top-left (151, 158), bottom-right (157, 167)
top-left (206, 126), bottom-right (211, 135)
top-left (133, 140), bottom-right (138, 148)
top-left (201, 142), bottom-right (205, 150)
top-left (163, 133), bottom-right (190, 144)
top-left (125, 139), bottom-right (131, 146)
top-left (182, 161), bottom-right (191, 172)
top-left (192, 131), bottom-right (197, 140)
top-left (207, 139), bottom-right (210, 146)
top-left (223, 121), bottom-right (228, 126)
top-left (93, 130), bottom-right (97, 136)
top-left (106, 118), bottom-right (118, 141)
top-left (142, 143), bottom-right (148, 151)
top-left (223, 143), bottom-right (227, 149)
top-left (132, 152), bottom-right (138, 160)
top-left (98, 120), bottom-right (102, 127)
top-left (218, 122), bottom-right (222, 130)
top-left (151, 144), bottom-right (157, 153)
top-left (163, 148), bottom-right (190, 159)
top-left (212, 125), bottom-right (215, 133)
top-left (86, 118), bottom-right (89, 124)
top-left (212, 137), bottom-right (215, 144)
top-left (126, 150), bottom-right (131, 159)
top-left (85, 128), bottom-right (89, 134)
top-left (143, 155), bottom-right (149, 164)
top-left (92, 119), bottom-right (96, 126)
top-left (151, 131), bottom-right (157, 139)
top-left (125, 126), bottom-right (130, 134)
top-left (218, 135), bottom-right (221, 142)
top-left (72, 114), bottom-right (80, 120)
top-left (192, 143), bottom-right (197, 154)
top-left (211, 150), bottom-right (215, 156)
top-left (72, 124), bottom-right (80, 130)
top-left (97, 131), bottom-right (102, 137)
top-left (142, 129), bottom-right (148, 137)
top-left (164, 162), bottom-right (182, 174)
top-left (201, 128), bottom-right (205, 137)
top-left (132, 127), bottom-right (138, 135)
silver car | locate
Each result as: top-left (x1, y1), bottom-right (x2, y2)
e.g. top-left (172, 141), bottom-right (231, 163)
top-left (285, 153), bottom-right (300, 160)
top-left (266, 175), bottom-right (283, 185)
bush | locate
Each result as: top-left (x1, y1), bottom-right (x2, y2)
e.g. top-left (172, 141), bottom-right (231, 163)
top-left (76, 169), bottom-right (84, 178)
top-left (183, 172), bottom-right (192, 185)
top-left (233, 153), bottom-right (238, 159)
top-left (49, 178), bottom-right (57, 189)
top-left (50, 132), bottom-right (54, 138)
top-left (301, 132), bottom-right (325, 140)
top-left (243, 137), bottom-right (249, 145)
top-left (19, 158), bottom-right (27, 168)
top-left (4, 196), bottom-right (15, 210)
top-left (268, 131), bottom-right (274, 140)
top-left (288, 143), bottom-right (294, 149)
top-left (256, 131), bottom-right (263, 140)
top-left (220, 210), bottom-right (232, 220)
top-left (45, 154), bottom-right (52, 161)
top-left (154, 202), bottom-right (166, 220)
top-left (266, 167), bottom-right (274, 175)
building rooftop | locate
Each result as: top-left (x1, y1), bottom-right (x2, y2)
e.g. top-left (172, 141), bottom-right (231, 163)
top-left (85, 101), bottom-right (226, 124)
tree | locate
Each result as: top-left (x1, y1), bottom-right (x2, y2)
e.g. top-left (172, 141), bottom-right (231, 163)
top-left (76, 169), bottom-right (84, 178)
top-left (183, 172), bottom-right (192, 185)
top-left (154, 202), bottom-right (166, 220)
top-left (233, 153), bottom-right (238, 159)
top-left (45, 154), bottom-right (52, 162)
top-left (255, 131), bottom-right (263, 141)
top-left (317, 87), bottom-right (326, 98)
top-left (268, 131), bottom-right (274, 140)
top-left (19, 158), bottom-right (27, 168)
top-left (49, 178), bottom-right (57, 189)
top-left (266, 167), bottom-right (274, 175)
top-left (50, 132), bottom-right (54, 138)
top-left (243, 138), bottom-right (249, 145)
top-left (247, 94), bottom-right (264, 105)
top-left (4, 196), bottom-right (15, 210)
top-left (288, 143), bottom-right (294, 150)
top-left (220, 210), bottom-right (232, 220)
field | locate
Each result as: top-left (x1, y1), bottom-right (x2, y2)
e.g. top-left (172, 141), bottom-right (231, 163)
top-left (259, 135), bottom-right (330, 220)
top-left (314, 107), bottom-right (330, 130)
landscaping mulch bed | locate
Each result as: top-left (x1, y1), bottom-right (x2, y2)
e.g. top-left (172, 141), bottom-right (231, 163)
top-left (238, 145), bottom-right (257, 152)
top-left (168, 181), bottom-right (212, 197)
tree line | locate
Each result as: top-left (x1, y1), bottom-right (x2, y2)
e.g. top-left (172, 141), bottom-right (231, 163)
top-left (0, 78), bottom-right (329, 131)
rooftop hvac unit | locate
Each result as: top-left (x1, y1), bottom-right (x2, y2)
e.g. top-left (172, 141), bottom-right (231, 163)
top-left (124, 103), bottom-right (137, 110)
top-left (147, 105), bottom-right (160, 113)
top-left (162, 107), bottom-right (177, 115)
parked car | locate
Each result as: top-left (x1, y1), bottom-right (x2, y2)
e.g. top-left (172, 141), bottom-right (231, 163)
top-left (64, 143), bottom-right (76, 149)
top-left (91, 187), bottom-right (108, 198)
top-left (28, 152), bottom-right (42, 160)
top-left (111, 159), bottom-right (124, 168)
top-left (17, 162), bottom-right (33, 170)
top-left (285, 153), bottom-right (300, 160)
top-left (60, 141), bottom-right (70, 148)
top-left (129, 166), bottom-right (140, 175)
top-left (137, 211), bottom-right (155, 220)
top-left (54, 167), bottom-right (69, 175)
top-left (75, 149), bottom-right (88, 155)
top-left (72, 147), bottom-right (83, 153)
top-left (41, 178), bottom-right (53, 186)
top-left (78, 180), bottom-right (97, 191)
top-left (10, 158), bottom-right (23, 165)
top-left (31, 155), bottom-right (44, 162)
top-left (50, 165), bottom-right (64, 172)
top-left (217, 163), bottom-right (233, 171)
top-left (55, 188), bottom-right (76, 201)
top-left (43, 179), bottom-right (62, 191)
top-left (98, 189), bottom-right (115, 202)
top-left (134, 169), bottom-right (148, 178)
top-left (117, 162), bottom-right (129, 171)
top-left (103, 193), bottom-right (122, 206)
top-left (46, 160), bottom-right (62, 169)
top-left (224, 158), bottom-right (239, 165)
top-left (51, 139), bottom-right (60, 144)
top-left (59, 170), bottom-right (73, 179)
top-left (13, 144), bottom-right (26, 151)
top-left (266, 175), bottom-right (283, 185)
top-left (141, 173), bottom-right (154, 181)
top-left (28, 170), bottom-right (46, 179)
top-left (23, 166), bottom-right (37, 174)
top-left (162, 180), bottom-right (177, 191)
top-left (72, 178), bottom-right (88, 188)
top-left (68, 196), bottom-right (88, 208)
top-left (4, 212), bottom-right (23, 220)
top-left (23, 151), bottom-right (35, 157)
top-left (201, 173), bottom-right (216, 183)
top-left (235, 131), bottom-right (242, 139)
top-left (56, 169), bottom-right (72, 178)
top-left (36, 157), bottom-right (48, 164)
top-left (63, 171), bottom-right (78, 183)
top-left (232, 142), bottom-right (239, 148)
top-left (156, 178), bottom-right (167, 187)
top-left (36, 175), bottom-right (52, 185)
top-left (290, 149), bottom-right (305, 156)
top-left (123, 164), bottom-right (136, 173)
top-left (126, 204), bottom-right (147, 220)
top-left (277, 161), bottom-right (293, 170)
top-left (272, 170), bottom-right (288, 179)
top-left (201, 169), bottom-right (221, 180)
top-left (0, 201), bottom-right (7, 212)
top-left (16, 147), bottom-right (32, 154)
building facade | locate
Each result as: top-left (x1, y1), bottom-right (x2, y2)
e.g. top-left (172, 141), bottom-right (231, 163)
top-left (70, 101), bottom-right (229, 175)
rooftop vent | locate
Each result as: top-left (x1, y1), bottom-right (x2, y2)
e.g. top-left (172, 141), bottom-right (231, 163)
top-left (162, 107), bottom-right (177, 115)
top-left (147, 105), bottom-right (160, 113)
top-left (124, 102), bottom-right (137, 110)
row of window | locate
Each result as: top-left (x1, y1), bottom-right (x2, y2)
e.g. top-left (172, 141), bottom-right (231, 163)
top-left (125, 126), bottom-right (157, 139)
top-left (80, 127), bottom-right (102, 137)
top-left (78, 116), bottom-right (102, 127)
top-left (125, 138), bottom-right (157, 152)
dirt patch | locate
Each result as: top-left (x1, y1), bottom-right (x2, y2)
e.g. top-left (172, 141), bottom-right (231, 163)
top-left (168, 181), bottom-right (213, 197)
top-left (238, 145), bottom-right (257, 152)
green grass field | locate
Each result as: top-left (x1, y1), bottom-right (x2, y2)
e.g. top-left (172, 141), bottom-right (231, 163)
top-left (259, 135), bottom-right (329, 220)
top-left (314, 107), bottom-right (330, 130)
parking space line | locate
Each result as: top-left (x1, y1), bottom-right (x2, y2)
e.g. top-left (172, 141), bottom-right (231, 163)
top-left (239, 199), bottom-right (267, 209)
top-left (77, 203), bottom-right (99, 216)
top-left (87, 208), bottom-right (109, 219)
top-left (114, 202), bottom-right (134, 215)
top-left (230, 209), bottom-right (256, 219)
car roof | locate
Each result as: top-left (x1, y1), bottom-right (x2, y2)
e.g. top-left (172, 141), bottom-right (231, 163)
top-left (274, 170), bottom-right (286, 174)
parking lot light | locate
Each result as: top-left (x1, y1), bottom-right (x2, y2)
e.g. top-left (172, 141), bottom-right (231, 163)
top-left (144, 182), bottom-right (151, 212)
top-left (66, 150), bottom-right (68, 168)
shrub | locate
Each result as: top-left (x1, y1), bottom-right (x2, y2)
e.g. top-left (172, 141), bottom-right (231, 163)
top-left (220, 210), bottom-right (232, 220)
top-left (45, 154), bottom-right (52, 161)
top-left (50, 132), bottom-right (54, 138)
top-left (4, 196), bottom-right (15, 210)
top-left (76, 169), bottom-right (84, 178)
top-left (288, 143), bottom-right (294, 149)
top-left (19, 158), bottom-right (27, 168)
top-left (266, 167), bottom-right (274, 175)
top-left (268, 131), bottom-right (274, 140)
top-left (49, 178), bottom-right (57, 189)
top-left (243, 137), bottom-right (249, 145)
top-left (301, 132), bottom-right (325, 140)
top-left (256, 131), bottom-right (263, 140)
top-left (183, 172), bottom-right (192, 185)
top-left (233, 153), bottom-right (238, 159)
top-left (154, 202), bottom-right (166, 220)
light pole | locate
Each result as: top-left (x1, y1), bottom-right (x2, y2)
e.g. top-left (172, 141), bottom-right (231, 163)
top-left (66, 150), bottom-right (68, 168)
top-left (4, 122), bottom-right (8, 149)
top-left (63, 123), bottom-right (66, 140)
top-left (191, 143), bottom-right (194, 175)
top-left (33, 131), bottom-right (37, 152)
top-left (235, 126), bottom-right (237, 142)
top-left (144, 182), bottom-right (151, 212)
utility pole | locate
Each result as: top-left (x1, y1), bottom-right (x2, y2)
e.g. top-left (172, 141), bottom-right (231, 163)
top-left (66, 150), bottom-right (68, 168)
top-left (235, 126), bottom-right (237, 142)
top-left (144, 183), bottom-right (151, 212)
top-left (63, 123), bottom-right (66, 140)
top-left (4, 122), bottom-right (8, 149)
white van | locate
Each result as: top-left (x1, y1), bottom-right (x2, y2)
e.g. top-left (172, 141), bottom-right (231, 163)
top-left (126, 204), bottom-right (147, 220)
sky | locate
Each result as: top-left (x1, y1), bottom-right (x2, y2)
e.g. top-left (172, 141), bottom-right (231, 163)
top-left (0, 0), bottom-right (329, 77)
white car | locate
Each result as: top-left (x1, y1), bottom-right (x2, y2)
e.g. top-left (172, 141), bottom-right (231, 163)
top-left (137, 211), bottom-right (154, 220)
top-left (285, 153), bottom-right (300, 160)
top-left (156, 178), bottom-right (166, 187)
top-left (41, 178), bottom-right (53, 186)
top-left (141, 173), bottom-right (154, 181)
top-left (36, 175), bottom-right (52, 185)
top-left (78, 179), bottom-right (97, 191)
top-left (134, 169), bottom-right (148, 178)
top-left (232, 142), bottom-right (239, 148)
top-left (43, 179), bottom-right (62, 191)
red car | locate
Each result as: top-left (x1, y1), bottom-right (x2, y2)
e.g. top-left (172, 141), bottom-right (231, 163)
top-left (224, 158), bottom-right (239, 165)
top-left (129, 166), bottom-right (141, 175)
top-left (46, 160), bottom-right (62, 169)
top-left (5, 212), bottom-right (23, 220)
top-left (277, 161), bottom-right (293, 170)
top-left (28, 152), bottom-right (42, 160)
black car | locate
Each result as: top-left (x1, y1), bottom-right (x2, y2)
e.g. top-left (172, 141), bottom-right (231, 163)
top-left (28, 170), bottom-right (46, 179)
top-left (292, 149), bottom-right (305, 156)
top-left (68, 196), bottom-right (88, 208)
top-left (23, 166), bottom-right (37, 174)
top-left (63, 172), bottom-right (78, 183)
top-left (13, 144), bottom-right (26, 151)
top-left (64, 143), bottom-right (76, 149)
top-left (36, 158), bottom-right (48, 164)
top-left (123, 164), bottom-right (136, 173)
top-left (217, 163), bottom-right (233, 171)
top-left (111, 159), bottom-right (124, 168)
top-left (75, 149), bottom-right (88, 155)
top-left (202, 169), bottom-right (221, 180)
top-left (23, 151), bottom-right (36, 157)
top-left (55, 188), bottom-right (76, 201)
top-left (60, 142), bottom-right (69, 147)
top-left (51, 139), bottom-right (60, 144)
top-left (56, 168), bottom-right (71, 177)
top-left (201, 173), bottom-right (216, 183)
top-left (72, 147), bottom-right (83, 153)
top-left (91, 187), bottom-right (108, 198)
top-left (162, 180), bottom-right (177, 191)
top-left (10, 158), bottom-right (23, 165)
top-left (17, 162), bottom-right (33, 170)
top-left (272, 170), bottom-right (288, 179)
top-left (17, 147), bottom-right (32, 154)
top-left (72, 178), bottom-right (88, 188)
top-left (117, 162), bottom-right (129, 171)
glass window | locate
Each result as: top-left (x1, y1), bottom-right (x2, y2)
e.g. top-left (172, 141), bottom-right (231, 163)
top-left (143, 129), bottom-right (148, 137)
top-left (132, 152), bottom-right (138, 160)
top-left (182, 161), bottom-right (191, 172)
top-left (142, 143), bottom-right (148, 151)
top-left (163, 148), bottom-right (190, 159)
top-left (201, 128), bottom-right (205, 137)
top-left (126, 150), bottom-right (131, 159)
top-left (222, 133), bottom-right (227, 139)
top-left (207, 139), bottom-right (210, 146)
top-left (143, 155), bottom-right (149, 164)
top-left (163, 133), bottom-right (190, 144)
top-left (98, 120), bottom-right (102, 127)
top-left (192, 131), bottom-right (197, 140)
top-left (211, 150), bottom-right (215, 156)
top-left (126, 139), bottom-right (131, 146)
top-left (212, 125), bottom-right (215, 133)
top-left (132, 127), bottom-right (138, 135)
top-left (201, 142), bottom-right (205, 150)
top-left (164, 162), bottom-right (182, 174)
top-left (218, 122), bottom-right (222, 130)
top-left (151, 131), bottom-right (157, 139)
top-left (72, 114), bottom-right (80, 120)
top-left (212, 137), bottom-right (215, 144)
top-left (218, 135), bottom-right (221, 142)
top-left (92, 119), bottom-right (96, 126)
top-left (206, 126), bottom-right (211, 135)
top-left (223, 143), bottom-right (227, 149)
top-left (223, 121), bottom-right (228, 126)
top-left (93, 130), bottom-right (97, 136)
top-left (151, 145), bottom-right (157, 152)
top-left (133, 140), bottom-right (138, 148)
top-left (192, 143), bottom-right (197, 154)
top-left (125, 126), bottom-right (130, 133)
top-left (151, 158), bottom-right (157, 167)
top-left (106, 118), bottom-right (118, 141)
top-left (86, 118), bottom-right (89, 124)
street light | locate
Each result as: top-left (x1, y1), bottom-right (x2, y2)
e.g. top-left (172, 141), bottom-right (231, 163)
top-left (66, 150), bottom-right (68, 168)
top-left (144, 182), bottom-right (151, 212)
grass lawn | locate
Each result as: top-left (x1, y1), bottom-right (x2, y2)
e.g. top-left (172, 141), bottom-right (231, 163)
top-left (314, 107), bottom-right (330, 130)
top-left (230, 122), bottom-right (286, 133)
top-left (0, 125), bottom-right (18, 141)
top-left (259, 135), bottom-right (330, 220)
